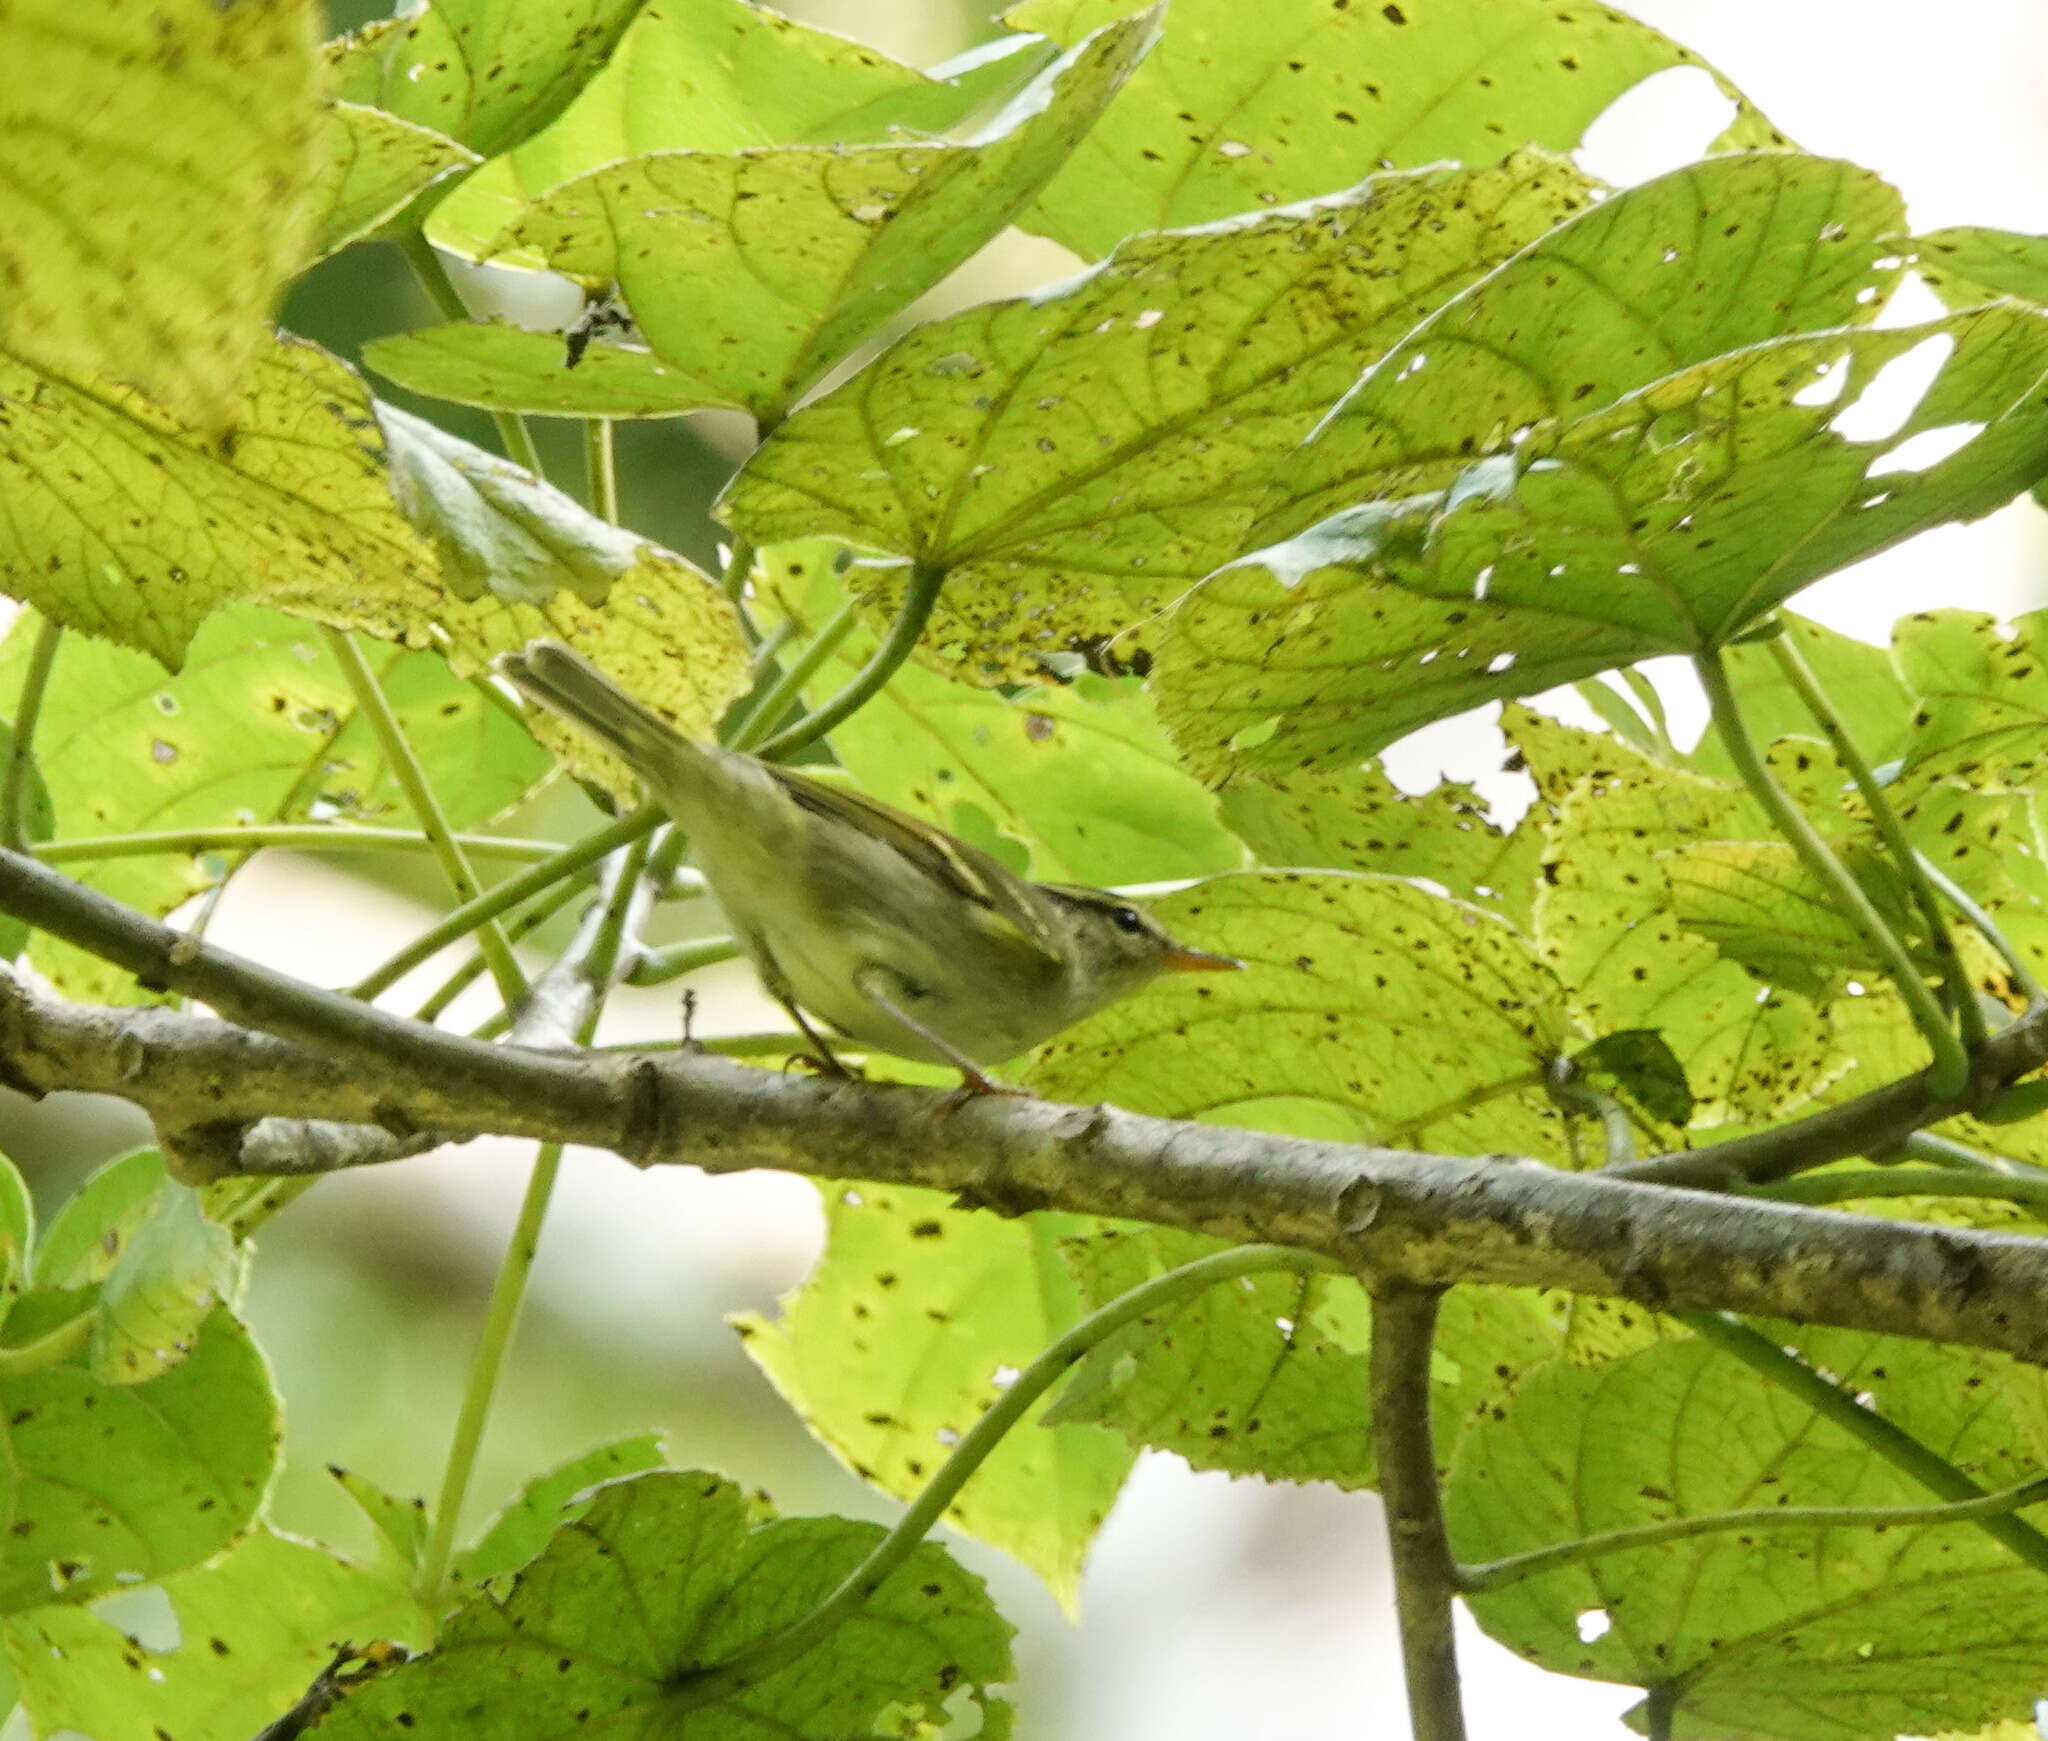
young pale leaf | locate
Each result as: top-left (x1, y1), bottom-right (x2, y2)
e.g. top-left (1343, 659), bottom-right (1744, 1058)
top-left (1051, 1226), bottom-right (1559, 1488)
top-left (309, 103), bottom-right (479, 263)
top-left (33, 1149), bottom-right (168, 1290)
top-left (429, 2), bottom-right (1047, 259)
top-left (0, 337), bottom-right (437, 668)
top-left (0, 1300), bottom-right (276, 1611)
top-left (478, 14), bottom-right (1157, 424)
top-left (0, 607), bottom-right (550, 1005)
top-left (331, 1466), bottom-right (431, 1579)
top-left (0, 1151), bottom-right (31, 1307)
top-left (366, 319), bottom-right (745, 418)
top-left (1005, 0), bottom-right (1782, 260)
top-left (1448, 1330), bottom-right (2048, 1740)
top-left (1258, 152), bottom-right (1908, 542)
top-left (326, 0), bottom-right (643, 162)
top-left (7, 1527), bottom-right (428, 1741)
top-left (0, 0), bottom-right (322, 436)
top-left (318, 1471), bottom-right (1015, 1741)
top-left (455, 1432), bottom-right (667, 1588)
top-left (724, 153), bottom-right (1598, 681)
top-left (1157, 305), bottom-right (2048, 777)
top-left (88, 1180), bottom-right (238, 1385)
top-left (1029, 873), bottom-right (1576, 1160)
top-left (737, 1183), bottom-right (1131, 1611)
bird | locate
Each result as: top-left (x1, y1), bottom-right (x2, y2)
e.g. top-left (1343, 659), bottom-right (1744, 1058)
top-left (499, 640), bottom-right (1241, 1095)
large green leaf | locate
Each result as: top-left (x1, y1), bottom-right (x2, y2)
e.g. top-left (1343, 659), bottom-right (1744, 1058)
top-left (1051, 1226), bottom-right (1559, 1487)
top-left (0, 1150), bottom-right (32, 1309)
top-left (0, 606), bottom-right (551, 1003)
top-left (1917, 226), bottom-right (2048, 311)
top-left (0, 1300), bottom-right (277, 1611)
top-left (1155, 305), bottom-right (2048, 777)
top-left (88, 1180), bottom-right (238, 1385)
top-left (8, 1528), bottom-right (428, 1741)
top-left (1892, 608), bottom-right (2048, 787)
top-left (1006, 0), bottom-right (1782, 260)
top-left (464, 14), bottom-right (1156, 425)
top-left (737, 1183), bottom-right (1131, 1611)
top-left (1689, 612), bottom-right (1912, 783)
top-left (456, 1432), bottom-right (667, 1587)
top-left (326, 0), bottom-right (646, 162)
top-left (429, 0), bottom-right (1047, 259)
top-left (0, 0), bottom-right (322, 435)
top-left (1447, 1330), bottom-right (2048, 1740)
top-left (1257, 152), bottom-right (1909, 542)
top-left (319, 1472), bottom-right (1014, 1740)
top-left (723, 152), bottom-right (1598, 680)
top-left (366, 319), bottom-right (745, 419)
top-left (1029, 873), bottom-right (1576, 1157)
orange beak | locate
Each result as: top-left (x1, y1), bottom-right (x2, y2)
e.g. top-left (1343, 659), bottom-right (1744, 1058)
top-left (1160, 946), bottom-right (1244, 974)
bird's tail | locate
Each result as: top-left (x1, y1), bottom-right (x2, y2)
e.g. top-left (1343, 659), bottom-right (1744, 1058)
top-left (499, 640), bottom-right (701, 793)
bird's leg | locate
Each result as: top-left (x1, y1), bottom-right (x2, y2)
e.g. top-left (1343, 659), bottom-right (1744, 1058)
top-left (854, 965), bottom-right (1025, 1109)
top-left (750, 938), bottom-right (856, 1079)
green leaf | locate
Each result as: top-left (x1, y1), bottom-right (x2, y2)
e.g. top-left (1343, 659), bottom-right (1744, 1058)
top-left (319, 1471), bottom-right (1015, 1741)
top-left (1257, 152), bottom-right (1908, 542)
top-left (723, 152), bottom-right (1598, 681)
top-left (473, 13), bottom-right (1158, 423)
top-left (0, 0), bottom-right (322, 435)
top-left (1157, 304), bottom-right (2048, 777)
top-left (0, 606), bottom-right (550, 1004)
top-left (0, 1300), bottom-right (277, 1610)
top-left (34, 1149), bottom-right (167, 1290)
top-left (88, 1181), bottom-right (239, 1385)
top-left (366, 319), bottom-right (744, 418)
top-left (1006, 0), bottom-right (1782, 260)
top-left (1050, 1226), bottom-right (1559, 1487)
top-left (1893, 608), bottom-right (2048, 788)
top-left (0, 1151), bottom-right (33, 1307)
top-left (1917, 226), bottom-right (2048, 311)
top-left (8, 1527), bottom-right (428, 1741)
top-left (1216, 762), bottom-right (1540, 928)
top-left (1447, 1330), bottom-right (2048, 1740)
top-left (737, 1183), bottom-right (1132, 1611)
top-left (326, 0), bottom-right (645, 162)
top-left (1568, 1030), bottom-right (1695, 1131)
top-left (754, 544), bottom-right (1242, 886)
top-left (1029, 873), bottom-right (1576, 1158)
top-left (456, 1432), bottom-right (667, 1587)
top-left (311, 103), bottom-right (479, 262)
top-left (1533, 751), bottom-right (1844, 1122)
top-left (429, 1), bottom-right (1047, 258)
top-left (333, 1466), bottom-right (431, 1579)
top-left (0, 336), bottom-right (438, 668)
top-left (1690, 612), bottom-right (1912, 783)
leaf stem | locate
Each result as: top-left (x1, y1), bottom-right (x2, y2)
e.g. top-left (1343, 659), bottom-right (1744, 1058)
top-left (1677, 1310), bottom-right (2048, 1574)
top-left (413, 877), bottom-right (590, 1023)
top-left (1741, 1164), bottom-right (2048, 1213)
top-left (584, 418), bottom-right (618, 525)
top-left (670, 1243), bottom-right (1342, 1708)
top-left (724, 593), bottom-right (863, 753)
top-left (399, 230), bottom-right (546, 476)
top-left (1460, 1470), bottom-right (2048, 1593)
top-left (751, 562), bottom-right (944, 762)
top-left (1370, 1279), bottom-right (1467, 1741)
top-left (35, 826), bottom-right (560, 866)
top-left (350, 805), bottom-right (666, 1002)
top-left (2, 616), bottom-right (61, 852)
top-left (413, 836), bottom-right (651, 1607)
top-left (625, 934), bottom-right (742, 988)
top-left (1912, 850), bottom-right (2048, 1005)
top-left (324, 629), bottom-right (525, 1006)
top-left (1695, 646), bottom-right (1968, 1099)
top-left (1767, 629), bottom-right (1985, 1049)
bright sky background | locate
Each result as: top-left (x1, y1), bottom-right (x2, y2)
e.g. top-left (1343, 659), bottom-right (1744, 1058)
top-left (194, 7), bottom-right (2048, 1738)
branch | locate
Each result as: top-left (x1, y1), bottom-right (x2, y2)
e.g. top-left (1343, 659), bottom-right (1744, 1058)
top-left (9, 849), bottom-right (2048, 1363)
top-left (1370, 1281), bottom-right (1466, 1741)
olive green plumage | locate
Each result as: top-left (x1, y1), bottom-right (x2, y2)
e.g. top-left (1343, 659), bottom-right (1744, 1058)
top-left (500, 641), bottom-right (1238, 1087)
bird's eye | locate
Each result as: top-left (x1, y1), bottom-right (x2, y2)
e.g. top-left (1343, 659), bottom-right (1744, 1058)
top-left (1110, 905), bottom-right (1145, 934)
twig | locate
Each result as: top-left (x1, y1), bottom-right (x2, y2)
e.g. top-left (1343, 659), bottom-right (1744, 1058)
top-left (1370, 1280), bottom-right (1466, 1741)
top-left (36, 826), bottom-right (559, 866)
